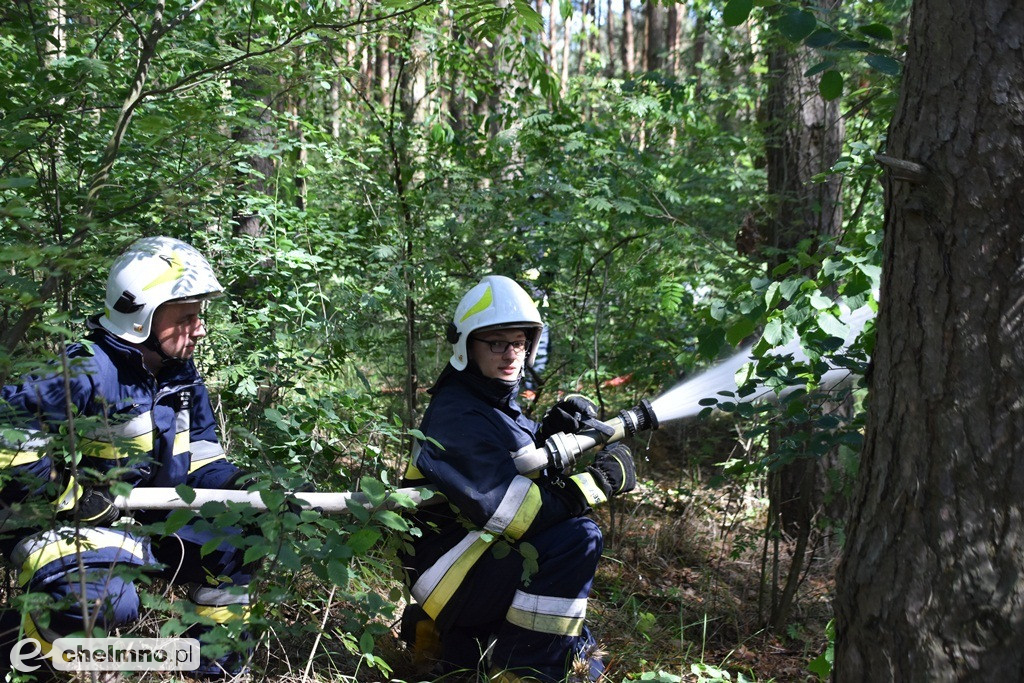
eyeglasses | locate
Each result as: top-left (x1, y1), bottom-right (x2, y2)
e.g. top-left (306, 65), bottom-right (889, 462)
top-left (472, 337), bottom-right (529, 354)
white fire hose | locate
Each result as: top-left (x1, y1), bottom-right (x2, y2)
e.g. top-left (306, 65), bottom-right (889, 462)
top-left (114, 486), bottom-right (439, 515)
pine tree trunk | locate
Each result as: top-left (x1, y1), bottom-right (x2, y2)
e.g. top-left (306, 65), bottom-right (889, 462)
top-left (604, 0), bottom-right (616, 76)
top-left (621, 0), bottom-right (635, 74)
top-left (834, 1), bottom-right (1024, 679)
top-left (755, 0), bottom-right (845, 632)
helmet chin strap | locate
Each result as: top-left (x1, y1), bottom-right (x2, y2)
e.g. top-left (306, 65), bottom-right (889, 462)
top-left (142, 334), bottom-right (185, 368)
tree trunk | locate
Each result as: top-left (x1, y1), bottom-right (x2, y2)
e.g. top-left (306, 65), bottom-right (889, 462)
top-left (761, 7), bottom-right (844, 258)
top-left (621, 0), bottom-right (635, 74)
top-left (548, 0), bottom-right (558, 68)
top-left (559, 3), bottom-right (572, 93)
top-left (754, 0), bottom-right (845, 632)
top-left (692, 11), bottom-right (706, 97)
top-left (576, 0), bottom-right (590, 75)
top-left (666, 2), bottom-right (678, 78)
top-left (604, 0), bottom-right (616, 76)
top-left (642, 1), bottom-right (657, 71)
top-left (834, 1), bottom-right (1024, 679)
top-left (230, 75), bottom-right (275, 238)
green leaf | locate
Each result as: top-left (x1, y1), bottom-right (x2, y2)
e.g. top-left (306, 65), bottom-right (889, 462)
top-left (175, 484), bottom-right (196, 505)
top-left (818, 312), bottom-right (847, 338)
top-left (372, 509), bottom-right (409, 532)
top-left (804, 59), bottom-right (836, 78)
top-left (865, 54), bottom-right (902, 76)
top-left (819, 70), bottom-right (843, 100)
top-left (359, 630), bottom-right (375, 655)
top-left (762, 318), bottom-right (788, 346)
top-left (805, 28), bottom-right (840, 47)
top-left (779, 8), bottom-right (817, 42)
top-left (348, 527), bottom-right (381, 554)
top-left (765, 281), bottom-right (782, 310)
top-left (722, 0), bottom-right (753, 26)
top-left (857, 23), bottom-right (894, 41)
top-left (726, 317), bottom-right (756, 346)
top-left (360, 475), bottom-right (387, 505)
top-left (164, 509), bottom-right (195, 535)
top-left (327, 559), bottom-right (352, 587)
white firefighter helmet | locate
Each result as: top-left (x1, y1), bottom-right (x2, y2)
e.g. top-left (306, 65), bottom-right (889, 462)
top-left (448, 275), bottom-right (544, 371)
top-left (99, 236), bottom-right (224, 343)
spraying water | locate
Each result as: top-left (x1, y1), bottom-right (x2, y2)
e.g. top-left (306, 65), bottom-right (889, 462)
top-left (649, 305), bottom-right (874, 423)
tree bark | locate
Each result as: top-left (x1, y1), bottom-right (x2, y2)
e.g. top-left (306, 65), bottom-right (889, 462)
top-left (642, 1), bottom-right (658, 72)
top-left (761, 4), bottom-right (844, 259)
top-left (621, 0), bottom-right (635, 74)
top-left (753, 0), bottom-right (845, 632)
top-left (666, 2), bottom-right (678, 78)
top-left (834, 1), bottom-right (1024, 680)
top-left (604, 0), bottom-right (616, 76)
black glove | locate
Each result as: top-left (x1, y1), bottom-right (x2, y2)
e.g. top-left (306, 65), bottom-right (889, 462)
top-left (227, 470), bottom-right (260, 490)
top-left (539, 394), bottom-right (614, 441)
top-left (57, 487), bottom-right (120, 527)
top-left (586, 443), bottom-right (636, 498)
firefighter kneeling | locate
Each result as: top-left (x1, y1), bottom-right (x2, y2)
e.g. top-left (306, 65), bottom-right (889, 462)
top-left (400, 275), bottom-right (637, 682)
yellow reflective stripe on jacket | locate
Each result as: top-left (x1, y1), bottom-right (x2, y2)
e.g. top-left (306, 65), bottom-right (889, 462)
top-left (194, 604), bottom-right (251, 624)
top-left (484, 476), bottom-right (542, 541)
top-left (172, 408), bottom-right (190, 455)
top-left (23, 613), bottom-right (56, 656)
top-left (80, 432), bottom-right (155, 460)
top-left (0, 448), bottom-right (43, 467)
top-left (188, 440), bottom-right (226, 473)
top-left (413, 530), bottom-right (494, 619)
top-left (0, 431), bottom-right (48, 467)
top-left (79, 411), bottom-right (155, 460)
top-left (404, 462), bottom-right (426, 481)
top-left (14, 528), bottom-right (148, 586)
top-left (506, 590), bottom-right (587, 636)
top-left (405, 440), bottom-right (427, 481)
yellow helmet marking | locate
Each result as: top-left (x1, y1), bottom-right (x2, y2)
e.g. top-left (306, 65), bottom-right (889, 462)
top-left (459, 285), bottom-right (492, 322)
top-left (142, 250), bottom-right (185, 291)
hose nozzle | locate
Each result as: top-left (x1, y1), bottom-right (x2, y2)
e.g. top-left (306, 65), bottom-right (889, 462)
top-left (616, 398), bottom-right (659, 436)
top-left (512, 398), bottom-right (661, 474)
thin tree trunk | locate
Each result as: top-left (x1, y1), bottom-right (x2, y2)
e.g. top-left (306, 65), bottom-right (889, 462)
top-left (666, 3), bottom-right (678, 77)
top-left (548, 0), bottom-right (558, 68)
top-left (604, 0), bottom-right (616, 76)
top-left (754, 0), bottom-right (845, 632)
top-left (621, 0), bottom-right (635, 74)
top-left (560, 3), bottom-right (572, 93)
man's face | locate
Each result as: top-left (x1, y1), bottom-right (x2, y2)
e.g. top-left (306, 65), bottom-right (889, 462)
top-left (151, 302), bottom-right (206, 359)
top-left (469, 328), bottom-right (529, 381)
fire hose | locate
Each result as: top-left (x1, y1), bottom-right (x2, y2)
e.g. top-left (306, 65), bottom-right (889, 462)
top-left (114, 400), bottom-right (661, 514)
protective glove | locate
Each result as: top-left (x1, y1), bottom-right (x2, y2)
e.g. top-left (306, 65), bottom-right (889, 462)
top-left (587, 442), bottom-right (636, 497)
top-left (566, 443), bottom-right (636, 507)
top-left (55, 486), bottom-right (120, 527)
top-left (227, 470), bottom-right (260, 490)
top-left (539, 394), bottom-right (615, 442)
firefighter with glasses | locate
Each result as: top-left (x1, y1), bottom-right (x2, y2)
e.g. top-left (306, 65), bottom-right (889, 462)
top-left (0, 236), bottom-right (254, 677)
top-left (401, 275), bottom-right (637, 682)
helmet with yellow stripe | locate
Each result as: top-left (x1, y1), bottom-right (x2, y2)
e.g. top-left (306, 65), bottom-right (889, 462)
top-left (447, 275), bottom-right (544, 371)
top-left (99, 236), bottom-right (224, 343)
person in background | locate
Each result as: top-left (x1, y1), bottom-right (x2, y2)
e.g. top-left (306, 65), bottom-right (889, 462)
top-left (0, 236), bottom-right (255, 678)
top-left (400, 274), bottom-right (637, 682)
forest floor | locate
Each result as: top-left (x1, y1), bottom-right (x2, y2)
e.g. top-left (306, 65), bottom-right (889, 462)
top-left (375, 422), bottom-right (837, 683)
